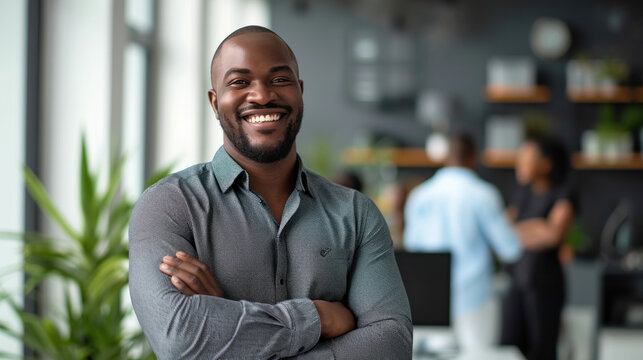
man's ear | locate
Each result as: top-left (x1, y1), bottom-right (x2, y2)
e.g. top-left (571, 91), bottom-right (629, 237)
top-left (208, 89), bottom-right (220, 120)
top-left (299, 80), bottom-right (304, 95)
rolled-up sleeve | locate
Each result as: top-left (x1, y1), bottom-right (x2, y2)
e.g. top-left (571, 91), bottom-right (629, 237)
top-left (128, 181), bottom-right (321, 359)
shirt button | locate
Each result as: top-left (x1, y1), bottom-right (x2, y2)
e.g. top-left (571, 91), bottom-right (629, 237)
top-left (279, 278), bottom-right (284, 285)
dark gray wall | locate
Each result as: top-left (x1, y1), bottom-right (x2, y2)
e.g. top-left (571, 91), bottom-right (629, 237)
top-left (271, 1), bottom-right (429, 163)
top-left (271, 0), bottom-right (643, 252)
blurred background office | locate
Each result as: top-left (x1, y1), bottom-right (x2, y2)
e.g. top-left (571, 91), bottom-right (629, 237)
top-left (2, 0), bottom-right (643, 359)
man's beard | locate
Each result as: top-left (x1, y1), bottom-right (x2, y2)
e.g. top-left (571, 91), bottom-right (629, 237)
top-left (219, 106), bottom-right (303, 163)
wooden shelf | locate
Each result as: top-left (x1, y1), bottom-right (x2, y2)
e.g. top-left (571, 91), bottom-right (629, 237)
top-left (343, 147), bottom-right (643, 170)
top-left (635, 87), bottom-right (643, 103)
top-left (572, 153), bottom-right (643, 170)
top-left (341, 147), bottom-right (444, 168)
top-left (567, 87), bottom-right (632, 103)
top-left (483, 149), bottom-right (643, 170)
top-left (484, 85), bottom-right (550, 103)
top-left (482, 149), bottom-right (517, 168)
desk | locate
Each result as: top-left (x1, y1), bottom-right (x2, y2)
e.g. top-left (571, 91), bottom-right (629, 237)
top-left (413, 327), bottom-right (524, 360)
top-left (413, 347), bottom-right (524, 360)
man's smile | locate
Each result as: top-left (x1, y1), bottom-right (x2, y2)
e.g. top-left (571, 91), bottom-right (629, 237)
top-left (239, 107), bottom-right (289, 124)
top-left (245, 113), bottom-right (283, 123)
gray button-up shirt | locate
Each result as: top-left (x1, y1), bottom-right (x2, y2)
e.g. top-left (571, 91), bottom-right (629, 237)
top-left (129, 147), bottom-right (412, 359)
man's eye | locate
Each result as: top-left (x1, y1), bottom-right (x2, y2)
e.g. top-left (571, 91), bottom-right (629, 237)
top-left (229, 79), bottom-right (248, 86)
top-left (273, 78), bottom-right (291, 84)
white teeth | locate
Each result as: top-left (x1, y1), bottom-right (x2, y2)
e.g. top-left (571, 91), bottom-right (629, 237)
top-left (247, 114), bottom-right (281, 123)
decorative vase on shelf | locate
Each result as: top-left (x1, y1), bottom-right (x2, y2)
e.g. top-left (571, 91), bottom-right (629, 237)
top-left (566, 59), bottom-right (627, 97)
top-left (599, 78), bottom-right (618, 97)
top-left (602, 133), bottom-right (632, 163)
top-left (567, 60), bottom-right (591, 90)
top-left (581, 130), bottom-right (601, 163)
top-left (425, 132), bottom-right (449, 162)
top-left (485, 116), bottom-right (524, 152)
top-left (487, 58), bottom-right (535, 88)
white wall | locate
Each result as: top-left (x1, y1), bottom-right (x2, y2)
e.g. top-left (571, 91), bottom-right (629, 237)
top-left (154, 0), bottom-right (205, 171)
top-left (39, 0), bottom-right (114, 329)
top-left (41, 0), bottom-right (113, 229)
top-left (0, 0), bottom-right (26, 356)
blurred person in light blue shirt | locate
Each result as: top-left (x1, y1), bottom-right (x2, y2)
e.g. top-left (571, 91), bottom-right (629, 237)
top-left (404, 133), bottom-right (522, 349)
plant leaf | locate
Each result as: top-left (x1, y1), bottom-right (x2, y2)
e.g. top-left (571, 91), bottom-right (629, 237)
top-left (22, 166), bottom-right (80, 242)
top-left (0, 350), bottom-right (23, 360)
top-left (17, 312), bottom-right (64, 358)
top-left (80, 135), bottom-right (101, 259)
top-left (104, 199), bottom-right (133, 257)
top-left (80, 134), bottom-right (97, 227)
top-left (22, 236), bottom-right (84, 284)
top-left (0, 319), bottom-right (22, 340)
top-left (97, 153), bottom-right (127, 213)
top-left (87, 256), bottom-right (128, 309)
top-left (2, 138), bottom-right (171, 359)
top-left (144, 163), bottom-right (174, 190)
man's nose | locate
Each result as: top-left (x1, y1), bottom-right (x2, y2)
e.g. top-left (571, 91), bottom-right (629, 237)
top-left (246, 82), bottom-right (276, 104)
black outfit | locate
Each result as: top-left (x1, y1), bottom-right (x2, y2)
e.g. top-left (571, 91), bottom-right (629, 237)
top-left (500, 184), bottom-right (575, 360)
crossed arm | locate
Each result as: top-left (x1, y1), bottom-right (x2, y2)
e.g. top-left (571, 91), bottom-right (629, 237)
top-left (160, 251), bottom-right (356, 339)
top-left (129, 183), bottom-right (412, 359)
top-left (509, 199), bottom-right (575, 251)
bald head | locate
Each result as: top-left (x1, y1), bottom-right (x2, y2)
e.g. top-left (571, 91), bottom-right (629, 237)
top-left (210, 26), bottom-right (299, 88)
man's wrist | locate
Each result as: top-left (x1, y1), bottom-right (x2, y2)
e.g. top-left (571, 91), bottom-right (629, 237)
top-left (312, 300), bottom-right (330, 338)
top-left (312, 300), bottom-right (355, 339)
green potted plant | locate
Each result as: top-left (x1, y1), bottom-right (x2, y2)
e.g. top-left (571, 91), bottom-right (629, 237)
top-left (621, 105), bottom-right (643, 156)
top-left (559, 221), bottom-right (591, 265)
top-left (522, 110), bottom-right (552, 138)
top-left (0, 137), bottom-right (171, 359)
top-left (596, 105), bottom-right (631, 161)
top-left (598, 58), bottom-right (628, 89)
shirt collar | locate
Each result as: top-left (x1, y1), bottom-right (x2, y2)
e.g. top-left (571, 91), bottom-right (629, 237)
top-left (211, 146), bottom-right (313, 198)
top-left (297, 164), bottom-right (313, 198)
top-left (436, 166), bottom-right (476, 178)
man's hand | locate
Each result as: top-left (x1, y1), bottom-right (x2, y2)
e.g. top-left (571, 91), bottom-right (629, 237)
top-left (159, 251), bottom-right (224, 297)
top-left (312, 300), bottom-right (356, 339)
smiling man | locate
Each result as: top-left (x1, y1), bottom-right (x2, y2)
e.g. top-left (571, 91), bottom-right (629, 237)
top-left (128, 26), bottom-right (412, 359)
